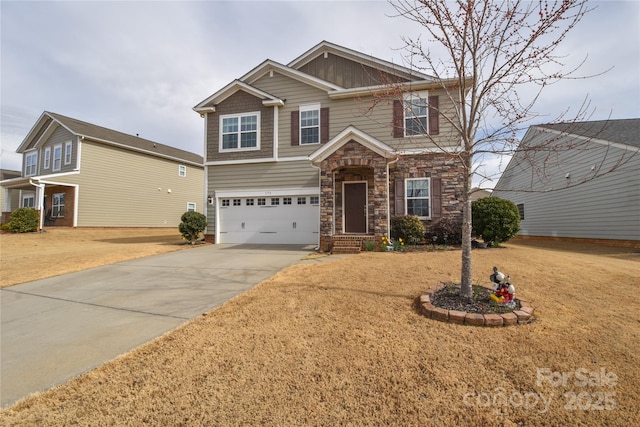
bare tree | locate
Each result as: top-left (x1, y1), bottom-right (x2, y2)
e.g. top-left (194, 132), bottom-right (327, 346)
top-left (387, 0), bottom-right (594, 299)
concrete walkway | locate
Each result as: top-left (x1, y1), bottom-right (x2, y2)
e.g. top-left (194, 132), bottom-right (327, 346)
top-left (1, 244), bottom-right (334, 407)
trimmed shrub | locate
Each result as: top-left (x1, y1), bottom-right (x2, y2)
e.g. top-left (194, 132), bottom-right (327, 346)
top-left (428, 216), bottom-right (463, 245)
top-left (5, 207), bottom-right (39, 233)
top-left (390, 215), bottom-right (426, 245)
top-left (178, 211), bottom-right (207, 244)
top-left (472, 197), bottom-right (520, 246)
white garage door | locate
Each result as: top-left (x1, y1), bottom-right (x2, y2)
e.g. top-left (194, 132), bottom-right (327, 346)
top-left (218, 195), bottom-right (320, 244)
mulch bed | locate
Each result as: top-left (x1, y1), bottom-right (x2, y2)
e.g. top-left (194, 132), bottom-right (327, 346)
top-left (431, 283), bottom-right (521, 314)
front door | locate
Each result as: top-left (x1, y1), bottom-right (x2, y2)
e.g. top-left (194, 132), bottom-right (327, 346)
top-left (344, 182), bottom-right (367, 233)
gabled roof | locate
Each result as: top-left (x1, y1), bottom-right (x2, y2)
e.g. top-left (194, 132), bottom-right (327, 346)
top-left (537, 119), bottom-right (640, 149)
top-left (240, 59), bottom-right (343, 91)
top-left (288, 40), bottom-right (435, 82)
top-left (309, 126), bottom-right (395, 163)
top-left (18, 112), bottom-right (203, 166)
top-left (193, 79), bottom-right (285, 112)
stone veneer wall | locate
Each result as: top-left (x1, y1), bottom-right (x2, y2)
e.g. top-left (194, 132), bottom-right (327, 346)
top-left (389, 153), bottom-right (465, 234)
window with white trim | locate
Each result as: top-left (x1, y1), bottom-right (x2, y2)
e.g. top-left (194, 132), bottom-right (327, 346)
top-left (404, 92), bottom-right (429, 136)
top-left (44, 147), bottom-right (51, 169)
top-left (187, 202), bottom-right (196, 212)
top-left (64, 141), bottom-right (72, 165)
top-left (25, 152), bottom-right (38, 176)
top-left (52, 193), bottom-right (65, 217)
top-left (22, 193), bottom-right (35, 208)
top-left (220, 112), bottom-right (259, 151)
top-left (53, 144), bottom-right (62, 171)
top-left (178, 165), bottom-right (186, 177)
top-left (406, 178), bottom-right (430, 218)
top-left (300, 104), bottom-right (320, 144)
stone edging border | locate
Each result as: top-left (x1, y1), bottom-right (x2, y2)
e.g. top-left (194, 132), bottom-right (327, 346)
top-left (420, 282), bottom-right (534, 327)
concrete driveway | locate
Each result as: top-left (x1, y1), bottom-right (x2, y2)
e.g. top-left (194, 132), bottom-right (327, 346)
top-left (1, 243), bottom-right (317, 407)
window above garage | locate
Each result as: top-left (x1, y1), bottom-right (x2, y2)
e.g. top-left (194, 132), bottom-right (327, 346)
top-left (220, 112), bottom-right (260, 152)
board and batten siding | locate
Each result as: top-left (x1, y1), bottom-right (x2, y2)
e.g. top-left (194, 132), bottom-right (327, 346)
top-left (58, 141), bottom-right (203, 227)
top-left (492, 128), bottom-right (640, 241)
top-left (39, 126), bottom-right (78, 174)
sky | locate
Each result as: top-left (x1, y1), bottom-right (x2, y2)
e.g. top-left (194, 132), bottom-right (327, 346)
top-left (1, 0), bottom-right (639, 188)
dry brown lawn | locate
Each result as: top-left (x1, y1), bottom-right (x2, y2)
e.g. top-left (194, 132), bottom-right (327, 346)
top-left (1, 229), bottom-right (639, 426)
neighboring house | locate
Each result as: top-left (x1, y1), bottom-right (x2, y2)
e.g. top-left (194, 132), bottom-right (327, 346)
top-left (492, 119), bottom-right (640, 245)
top-left (469, 188), bottom-right (491, 201)
top-left (0, 169), bottom-right (21, 223)
top-left (1, 112), bottom-right (204, 228)
top-left (193, 41), bottom-right (466, 251)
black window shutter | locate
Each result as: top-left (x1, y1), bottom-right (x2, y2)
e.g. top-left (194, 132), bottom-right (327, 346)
top-left (291, 111), bottom-right (299, 146)
top-left (394, 179), bottom-right (405, 215)
top-left (320, 107), bottom-right (329, 144)
top-left (428, 96), bottom-right (439, 135)
top-left (392, 99), bottom-right (404, 138)
top-left (431, 177), bottom-right (442, 218)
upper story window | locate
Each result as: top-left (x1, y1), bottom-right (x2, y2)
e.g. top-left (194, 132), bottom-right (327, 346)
top-left (53, 144), bottom-right (62, 171)
top-left (404, 93), bottom-right (429, 136)
top-left (64, 141), bottom-right (72, 165)
top-left (25, 152), bottom-right (38, 176)
top-left (220, 112), bottom-right (260, 151)
top-left (44, 147), bottom-right (51, 169)
top-left (393, 93), bottom-right (439, 138)
top-left (300, 104), bottom-right (320, 144)
top-left (186, 202), bottom-right (196, 212)
top-left (179, 165), bottom-right (186, 177)
top-left (406, 178), bottom-right (431, 218)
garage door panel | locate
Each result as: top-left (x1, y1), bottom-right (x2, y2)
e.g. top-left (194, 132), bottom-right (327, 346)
top-left (218, 194), bottom-right (319, 244)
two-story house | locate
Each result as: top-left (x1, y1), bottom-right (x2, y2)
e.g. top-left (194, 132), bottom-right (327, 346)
top-left (1, 111), bottom-right (204, 229)
top-left (194, 41), bottom-right (465, 251)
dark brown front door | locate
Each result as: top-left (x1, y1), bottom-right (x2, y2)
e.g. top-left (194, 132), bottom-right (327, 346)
top-left (344, 182), bottom-right (367, 233)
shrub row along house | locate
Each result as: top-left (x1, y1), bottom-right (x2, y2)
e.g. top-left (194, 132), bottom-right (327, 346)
top-left (492, 119), bottom-right (640, 246)
top-left (1, 112), bottom-right (203, 228)
top-left (193, 41), bottom-right (465, 251)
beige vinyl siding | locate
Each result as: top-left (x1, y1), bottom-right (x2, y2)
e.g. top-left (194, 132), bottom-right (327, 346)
top-left (252, 72), bottom-right (461, 157)
top-left (208, 160), bottom-right (318, 191)
top-left (492, 128), bottom-right (640, 241)
top-left (56, 141), bottom-right (204, 227)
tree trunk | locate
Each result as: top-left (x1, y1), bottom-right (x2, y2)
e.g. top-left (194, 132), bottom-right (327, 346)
top-left (460, 162), bottom-right (473, 300)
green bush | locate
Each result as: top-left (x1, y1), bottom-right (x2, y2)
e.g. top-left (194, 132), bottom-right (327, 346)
top-left (390, 215), bottom-right (426, 245)
top-left (178, 211), bottom-right (207, 244)
top-left (472, 197), bottom-right (520, 246)
top-left (428, 216), bottom-right (463, 245)
top-left (5, 207), bottom-right (39, 233)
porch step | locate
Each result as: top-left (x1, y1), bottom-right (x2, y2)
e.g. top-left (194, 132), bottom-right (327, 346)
top-left (330, 235), bottom-right (370, 254)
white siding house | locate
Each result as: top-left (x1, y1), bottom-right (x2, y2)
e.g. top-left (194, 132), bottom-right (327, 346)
top-left (492, 119), bottom-right (640, 245)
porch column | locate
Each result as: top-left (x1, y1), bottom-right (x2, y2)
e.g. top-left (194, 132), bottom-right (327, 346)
top-left (373, 164), bottom-right (389, 239)
top-left (319, 166), bottom-right (334, 252)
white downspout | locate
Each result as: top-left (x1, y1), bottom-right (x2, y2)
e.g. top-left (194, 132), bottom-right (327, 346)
top-left (309, 161), bottom-right (321, 250)
top-left (29, 178), bottom-right (45, 231)
top-left (386, 155), bottom-right (400, 237)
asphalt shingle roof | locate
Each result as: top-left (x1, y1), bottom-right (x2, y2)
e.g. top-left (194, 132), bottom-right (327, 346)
top-left (539, 118), bottom-right (640, 148)
top-left (47, 112), bottom-right (203, 165)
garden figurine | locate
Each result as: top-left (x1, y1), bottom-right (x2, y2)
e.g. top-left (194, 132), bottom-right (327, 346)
top-left (489, 266), bottom-right (516, 306)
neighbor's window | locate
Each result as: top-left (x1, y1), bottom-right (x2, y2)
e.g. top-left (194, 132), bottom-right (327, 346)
top-left (187, 202), bottom-right (196, 212)
top-left (220, 112), bottom-right (259, 151)
top-left (179, 165), bottom-right (186, 177)
top-left (406, 178), bottom-right (430, 218)
top-left (44, 147), bottom-right (51, 169)
top-left (53, 144), bottom-right (62, 171)
top-left (404, 92), bottom-right (429, 136)
top-left (64, 141), bottom-right (72, 165)
top-left (25, 152), bottom-right (38, 176)
top-left (52, 193), bottom-right (65, 217)
top-left (300, 104), bottom-right (320, 144)
top-left (517, 203), bottom-right (525, 220)
top-left (22, 193), bottom-right (35, 208)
